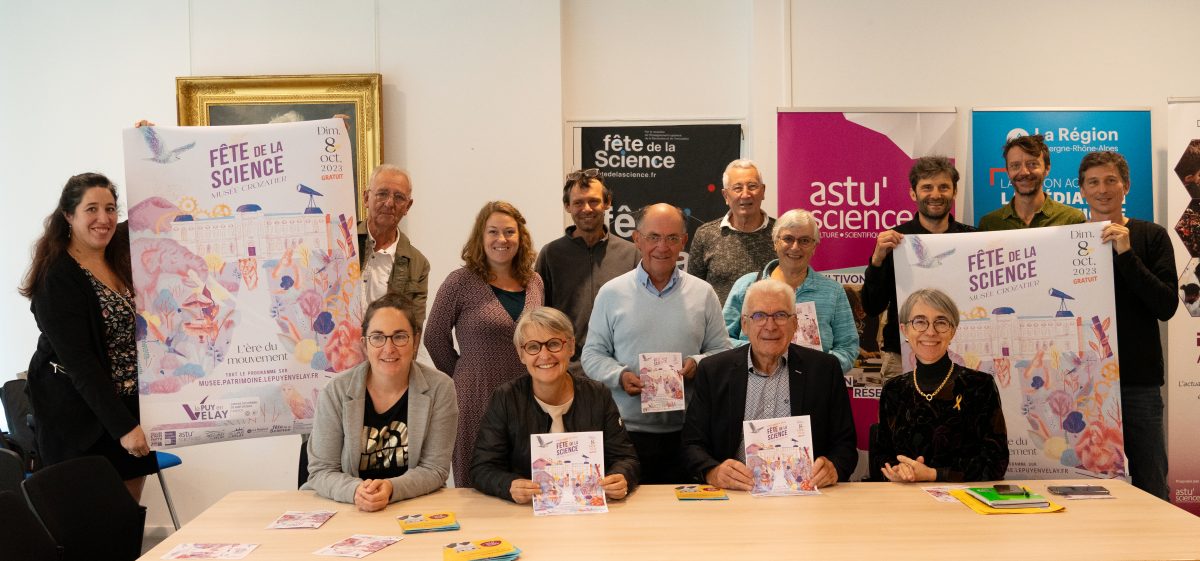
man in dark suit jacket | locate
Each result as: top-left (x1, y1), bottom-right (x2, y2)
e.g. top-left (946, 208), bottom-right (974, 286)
top-left (682, 278), bottom-right (857, 490)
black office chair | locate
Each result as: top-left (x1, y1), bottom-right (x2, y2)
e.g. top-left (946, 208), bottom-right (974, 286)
top-left (0, 490), bottom-right (61, 561)
top-left (21, 456), bottom-right (145, 561)
top-left (0, 448), bottom-right (23, 494)
top-left (0, 377), bottom-right (39, 472)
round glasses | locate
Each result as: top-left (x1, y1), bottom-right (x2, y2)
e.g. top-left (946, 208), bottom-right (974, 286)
top-left (521, 338), bottom-right (569, 356)
top-left (777, 235), bottom-right (817, 248)
top-left (365, 332), bottom-right (412, 348)
top-left (743, 311), bottom-right (795, 325)
top-left (907, 317), bottom-right (953, 334)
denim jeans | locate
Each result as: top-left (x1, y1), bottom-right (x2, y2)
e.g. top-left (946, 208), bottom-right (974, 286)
top-left (1121, 384), bottom-right (1168, 500)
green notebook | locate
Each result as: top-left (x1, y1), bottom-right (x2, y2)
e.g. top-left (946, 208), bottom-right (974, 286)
top-left (965, 486), bottom-right (1050, 508)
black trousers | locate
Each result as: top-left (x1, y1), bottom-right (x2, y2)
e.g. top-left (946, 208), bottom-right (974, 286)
top-left (628, 430), bottom-right (685, 484)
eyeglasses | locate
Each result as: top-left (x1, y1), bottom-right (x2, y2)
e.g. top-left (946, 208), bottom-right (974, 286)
top-left (372, 190), bottom-right (411, 204)
top-left (907, 317), bottom-right (953, 334)
top-left (566, 168), bottom-right (601, 181)
top-left (743, 311), bottom-right (795, 325)
top-left (521, 337), bottom-right (569, 355)
top-left (1006, 160), bottom-right (1043, 173)
top-left (777, 235), bottom-right (817, 248)
top-left (364, 332), bottom-right (413, 348)
top-left (638, 232), bottom-right (684, 246)
top-left (726, 182), bottom-right (763, 195)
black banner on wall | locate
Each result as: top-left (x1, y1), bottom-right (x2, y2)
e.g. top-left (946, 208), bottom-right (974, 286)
top-left (579, 124), bottom-right (742, 256)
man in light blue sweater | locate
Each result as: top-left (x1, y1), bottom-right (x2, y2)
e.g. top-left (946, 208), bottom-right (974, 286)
top-left (582, 204), bottom-right (731, 484)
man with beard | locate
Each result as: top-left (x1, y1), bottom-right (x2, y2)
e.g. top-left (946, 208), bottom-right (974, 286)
top-left (535, 169), bottom-right (639, 376)
top-left (357, 164), bottom-right (431, 329)
top-left (861, 156), bottom-right (976, 380)
top-left (978, 134), bottom-right (1084, 230)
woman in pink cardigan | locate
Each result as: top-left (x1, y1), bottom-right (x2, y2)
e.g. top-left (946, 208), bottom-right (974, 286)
top-left (425, 201), bottom-right (543, 486)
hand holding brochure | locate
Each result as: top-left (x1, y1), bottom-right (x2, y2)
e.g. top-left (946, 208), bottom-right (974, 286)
top-left (792, 302), bottom-right (823, 350)
top-left (639, 352), bottom-right (685, 413)
top-left (742, 415), bottom-right (820, 496)
top-left (530, 431), bottom-right (608, 516)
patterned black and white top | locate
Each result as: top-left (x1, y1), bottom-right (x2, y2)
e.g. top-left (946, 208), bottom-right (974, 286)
top-left (81, 266), bottom-right (138, 396)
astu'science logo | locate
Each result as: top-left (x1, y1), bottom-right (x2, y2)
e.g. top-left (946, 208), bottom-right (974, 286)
top-left (182, 396), bottom-right (230, 420)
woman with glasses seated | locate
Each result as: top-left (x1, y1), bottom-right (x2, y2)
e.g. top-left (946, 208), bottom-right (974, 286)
top-left (305, 294), bottom-right (459, 511)
top-left (723, 208), bottom-right (859, 373)
top-left (870, 288), bottom-right (1008, 483)
top-left (426, 201), bottom-right (544, 488)
top-left (471, 306), bottom-right (639, 504)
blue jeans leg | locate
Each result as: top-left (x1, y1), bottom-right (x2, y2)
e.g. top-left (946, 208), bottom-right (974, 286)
top-left (1120, 385), bottom-right (1168, 500)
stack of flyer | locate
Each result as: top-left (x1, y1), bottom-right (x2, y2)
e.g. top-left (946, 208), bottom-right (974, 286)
top-left (313, 535), bottom-right (403, 558)
top-left (442, 538), bottom-right (521, 561)
top-left (529, 431), bottom-right (608, 516)
top-left (964, 487), bottom-right (1050, 508)
top-left (161, 544), bottom-right (259, 559)
top-left (674, 485), bottom-right (729, 501)
top-left (397, 512), bottom-right (460, 533)
top-left (742, 415), bottom-right (820, 497)
top-left (266, 510), bottom-right (336, 529)
top-left (639, 352), bottom-right (685, 413)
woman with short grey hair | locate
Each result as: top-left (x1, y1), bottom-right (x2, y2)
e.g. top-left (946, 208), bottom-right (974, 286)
top-left (871, 288), bottom-right (1008, 483)
top-left (471, 306), bottom-right (640, 504)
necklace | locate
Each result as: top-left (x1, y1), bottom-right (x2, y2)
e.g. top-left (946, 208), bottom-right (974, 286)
top-left (913, 361), bottom-right (955, 402)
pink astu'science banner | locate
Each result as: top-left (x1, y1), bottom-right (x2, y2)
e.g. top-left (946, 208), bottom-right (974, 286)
top-left (777, 110), bottom-right (956, 283)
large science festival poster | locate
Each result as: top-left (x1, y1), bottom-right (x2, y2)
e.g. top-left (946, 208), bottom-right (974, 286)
top-left (577, 124), bottom-right (740, 260)
top-left (895, 224), bottom-right (1127, 481)
top-left (122, 119), bottom-right (360, 448)
top-left (1166, 99), bottom-right (1200, 514)
top-left (971, 108), bottom-right (1152, 222)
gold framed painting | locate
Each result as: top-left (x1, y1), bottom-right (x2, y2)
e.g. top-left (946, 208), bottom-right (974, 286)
top-left (176, 73), bottom-right (382, 219)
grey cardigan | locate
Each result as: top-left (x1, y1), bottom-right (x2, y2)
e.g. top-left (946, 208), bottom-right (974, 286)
top-left (304, 360), bottom-right (458, 503)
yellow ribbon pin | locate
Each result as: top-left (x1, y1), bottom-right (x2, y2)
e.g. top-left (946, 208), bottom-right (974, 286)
top-left (953, 395), bottom-right (962, 411)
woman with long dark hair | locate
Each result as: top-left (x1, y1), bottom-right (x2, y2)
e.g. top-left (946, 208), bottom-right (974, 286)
top-left (22, 173), bottom-right (156, 500)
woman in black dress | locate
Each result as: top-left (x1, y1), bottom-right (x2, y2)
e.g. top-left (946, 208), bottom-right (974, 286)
top-left (21, 173), bottom-right (157, 500)
top-left (871, 288), bottom-right (1008, 483)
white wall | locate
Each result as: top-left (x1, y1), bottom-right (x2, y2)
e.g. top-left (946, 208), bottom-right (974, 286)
top-left (788, 0), bottom-right (1199, 223)
top-left (1, 0), bottom-right (1195, 530)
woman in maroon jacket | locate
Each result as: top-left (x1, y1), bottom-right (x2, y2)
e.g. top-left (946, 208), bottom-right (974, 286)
top-left (425, 201), bottom-right (543, 487)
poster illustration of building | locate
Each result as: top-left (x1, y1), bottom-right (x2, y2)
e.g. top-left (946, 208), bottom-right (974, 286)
top-left (742, 415), bottom-right (818, 497)
top-left (894, 224), bottom-right (1126, 481)
top-left (122, 119), bottom-right (361, 448)
top-left (530, 431), bottom-right (607, 516)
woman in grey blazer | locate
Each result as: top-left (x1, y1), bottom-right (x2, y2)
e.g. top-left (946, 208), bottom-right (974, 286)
top-left (305, 294), bottom-right (459, 511)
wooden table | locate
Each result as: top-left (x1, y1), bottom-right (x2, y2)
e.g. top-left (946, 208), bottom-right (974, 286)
top-left (140, 480), bottom-right (1200, 560)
